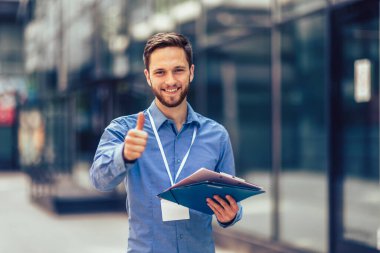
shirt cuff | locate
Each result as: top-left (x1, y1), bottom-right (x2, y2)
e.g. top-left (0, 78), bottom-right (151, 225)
top-left (113, 143), bottom-right (136, 174)
top-left (217, 203), bottom-right (243, 228)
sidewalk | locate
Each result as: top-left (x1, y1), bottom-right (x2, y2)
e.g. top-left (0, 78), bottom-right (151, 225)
top-left (0, 172), bottom-right (235, 253)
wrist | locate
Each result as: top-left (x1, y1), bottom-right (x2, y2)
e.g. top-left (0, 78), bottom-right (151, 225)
top-left (123, 154), bottom-right (137, 164)
top-left (218, 214), bottom-right (236, 226)
top-left (124, 156), bottom-right (137, 163)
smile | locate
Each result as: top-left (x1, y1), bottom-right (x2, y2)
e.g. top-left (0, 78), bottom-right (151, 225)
top-left (163, 87), bottom-right (181, 94)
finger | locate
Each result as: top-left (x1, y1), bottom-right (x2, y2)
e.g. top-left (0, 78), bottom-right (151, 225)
top-left (213, 195), bottom-right (231, 211)
top-left (125, 145), bottom-right (145, 153)
top-left (207, 198), bottom-right (224, 214)
top-left (125, 144), bottom-right (145, 153)
top-left (125, 135), bottom-right (147, 146)
top-left (136, 112), bottom-right (145, 130)
top-left (212, 196), bottom-right (237, 222)
top-left (124, 150), bottom-right (141, 160)
top-left (226, 195), bottom-right (239, 212)
top-left (128, 129), bottom-right (148, 139)
top-left (207, 202), bottom-right (221, 217)
top-left (208, 202), bottom-right (232, 223)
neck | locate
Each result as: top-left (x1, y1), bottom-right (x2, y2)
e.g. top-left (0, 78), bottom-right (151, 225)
top-left (155, 99), bottom-right (187, 131)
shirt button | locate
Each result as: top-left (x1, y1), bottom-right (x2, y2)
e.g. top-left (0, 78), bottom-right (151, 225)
top-left (179, 234), bottom-right (183, 239)
top-left (177, 159), bottom-right (181, 163)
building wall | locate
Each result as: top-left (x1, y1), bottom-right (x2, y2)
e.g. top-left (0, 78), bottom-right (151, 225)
top-left (0, 22), bottom-right (25, 169)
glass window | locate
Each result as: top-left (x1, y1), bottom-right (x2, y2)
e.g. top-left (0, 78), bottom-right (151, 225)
top-left (340, 15), bottom-right (380, 248)
top-left (279, 0), bottom-right (326, 19)
top-left (280, 13), bottom-right (328, 252)
top-left (202, 33), bottom-right (272, 239)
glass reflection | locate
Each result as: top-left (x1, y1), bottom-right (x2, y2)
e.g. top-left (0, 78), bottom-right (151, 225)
top-left (205, 34), bottom-right (272, 239)
top-left (279, 0), bottom-right (326, 18)
top-left (280, 13), bottom-right (328, 252)
top-left (340, 16), bottom-right (380, 248)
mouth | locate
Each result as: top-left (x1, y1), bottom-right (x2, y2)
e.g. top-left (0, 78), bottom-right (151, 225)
top-left (162, 87), bottom-right (181, 94)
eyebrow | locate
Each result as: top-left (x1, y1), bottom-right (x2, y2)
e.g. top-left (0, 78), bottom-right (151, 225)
top-left (152, 66), bottom-right (187, 72)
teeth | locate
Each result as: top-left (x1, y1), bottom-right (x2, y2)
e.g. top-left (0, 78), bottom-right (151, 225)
top-left (166, 88), bottom-right (178, 92)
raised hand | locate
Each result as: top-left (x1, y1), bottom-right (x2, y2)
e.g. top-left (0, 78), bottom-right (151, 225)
top-left (123, 112), bottom-right (148, 161)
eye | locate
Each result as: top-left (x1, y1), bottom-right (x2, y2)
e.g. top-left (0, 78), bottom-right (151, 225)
top-left (155, 70), bottom-right (165, 76)
top-left (174, 68), bottom-right (184, 73)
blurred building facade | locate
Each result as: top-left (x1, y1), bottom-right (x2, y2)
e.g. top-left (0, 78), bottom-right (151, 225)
top-left (0, 0), bottom-right (26, 169)
top-left (1, 0), bottom-right (379, 253)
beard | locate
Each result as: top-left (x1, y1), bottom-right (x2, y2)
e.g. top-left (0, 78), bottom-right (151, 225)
top-left (150, 79), bottom-right (190, 108)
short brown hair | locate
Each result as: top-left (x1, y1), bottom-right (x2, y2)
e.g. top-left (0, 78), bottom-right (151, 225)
top-left (143, 32), bottom-right (193, 70)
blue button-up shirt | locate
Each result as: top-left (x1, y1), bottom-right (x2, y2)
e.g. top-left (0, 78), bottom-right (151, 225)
top-left (90, 101), bottom-right (242, 253)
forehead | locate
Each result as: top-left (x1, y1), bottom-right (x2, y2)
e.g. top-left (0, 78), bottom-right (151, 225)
top-left (149, 46), bottom-right (188, 70)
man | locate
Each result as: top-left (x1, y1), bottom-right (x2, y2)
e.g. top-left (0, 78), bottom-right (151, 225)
top-left (90, 32), bottom-right (242, 253)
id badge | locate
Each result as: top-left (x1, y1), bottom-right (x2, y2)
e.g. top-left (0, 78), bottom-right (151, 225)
top-left (161, 199), bottom-right (190, 222)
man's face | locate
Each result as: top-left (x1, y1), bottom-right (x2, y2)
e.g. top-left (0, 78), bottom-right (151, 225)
top-left (144, 46), bottom-right (194, 108)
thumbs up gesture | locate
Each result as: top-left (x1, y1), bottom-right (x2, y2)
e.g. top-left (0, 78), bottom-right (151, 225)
top-left (123, 112), bottom-right (148, 161)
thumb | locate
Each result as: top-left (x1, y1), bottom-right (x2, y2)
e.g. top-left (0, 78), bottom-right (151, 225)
top-left (136, 112), bottom-right (145, 130)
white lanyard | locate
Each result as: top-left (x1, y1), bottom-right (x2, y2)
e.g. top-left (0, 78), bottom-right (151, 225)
top-left (147, 110), bottom-right (197, 186)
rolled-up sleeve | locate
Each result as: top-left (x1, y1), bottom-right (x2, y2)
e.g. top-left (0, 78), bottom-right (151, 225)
top-left (90, 118), bottom-right (135, 192)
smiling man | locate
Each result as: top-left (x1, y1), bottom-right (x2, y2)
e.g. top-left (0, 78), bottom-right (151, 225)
top-left (90, 32), bottom-right (242, 253)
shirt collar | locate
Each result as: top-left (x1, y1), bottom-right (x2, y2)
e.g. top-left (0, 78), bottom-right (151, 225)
top-left (147, 100), bottom-right (200, 130)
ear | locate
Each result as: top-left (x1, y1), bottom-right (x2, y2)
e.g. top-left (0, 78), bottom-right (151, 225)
top-left (144, 69), bottom-right (151, 86)
top-left (189, 64), bottom-right (195, 83)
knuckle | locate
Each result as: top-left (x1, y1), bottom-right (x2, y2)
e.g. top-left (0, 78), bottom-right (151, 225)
top-left (125, 136), bottom-right (135, 144)
top-left (137, 130), bottom-right (147, 137)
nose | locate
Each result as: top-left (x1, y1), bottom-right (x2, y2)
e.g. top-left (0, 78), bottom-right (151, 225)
top-left (165, 72), bottom-right (176, 86)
